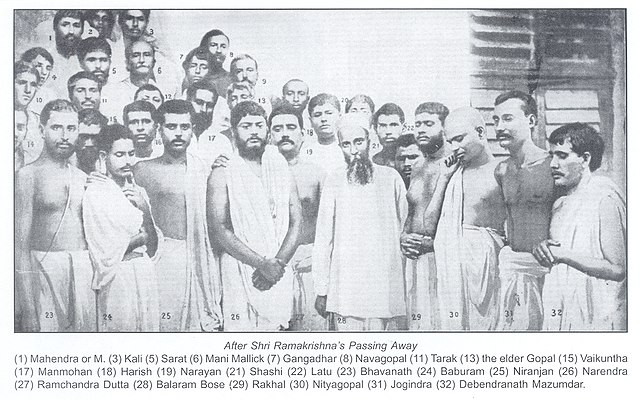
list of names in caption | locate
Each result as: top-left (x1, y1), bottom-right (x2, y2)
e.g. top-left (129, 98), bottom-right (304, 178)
top-left (12, 340), bottom-right (629, 392)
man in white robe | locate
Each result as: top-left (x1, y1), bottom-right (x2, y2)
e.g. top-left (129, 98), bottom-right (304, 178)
top-left (208, 101), bottom-right (302, 331)
top-left (534, 123), bottom-right (626, 331)
top-left (313, 114), bottom-right (408, 331)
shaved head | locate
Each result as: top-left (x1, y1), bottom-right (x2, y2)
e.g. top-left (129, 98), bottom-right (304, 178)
top-left (445, 107), bottom-right (486, 136)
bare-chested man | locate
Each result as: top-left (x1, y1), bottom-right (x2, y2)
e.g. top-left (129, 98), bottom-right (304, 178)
top-left (134, 100), bottom-right (221, 331)
top-left (400, 101), bottom-right (449, 330)
top-left (15, 99), bottom-right (95, 332)
top-left (372, 102), bottom-right (405, 168)
top-left (269, 104), bottom-right (324, 330)
top-left (492, 90), bottom-right (555, 330)
top-left (207, 101), bottom-right (302, 331)
top-left (424, 107), bottom-right (507, 330)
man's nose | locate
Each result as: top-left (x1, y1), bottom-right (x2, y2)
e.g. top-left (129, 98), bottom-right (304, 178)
top-left (132, 19), bottom-right (139, 28)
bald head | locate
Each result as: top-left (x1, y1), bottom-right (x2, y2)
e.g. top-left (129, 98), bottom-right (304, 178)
top-left (445, 107), bottom-right (490, 166)
top-left (445, 107), bottom-right (486, 138)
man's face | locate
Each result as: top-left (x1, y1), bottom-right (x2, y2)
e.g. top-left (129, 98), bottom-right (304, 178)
top-left (70, 78), bottom-right (101, 110)
top-left (187, 57), bottom-right (210, 84)
top-left (135, 89), bottom-right (163, 109)
top-left (348, 101), bottom-right (373, 119)
top-left (30, 55), bottom-right (52, 85)
top-left (376, 114), bottom-right (403, 148)
top-left (88, 10), bottom-right (114, 38)
top-left (55, 16), bottom-right (83, 49)
top-left (549, 140), bottom-right (588, 189)
top-left (76, 124), bottom-right (100, 171)
top-left (206, 35), bottom-right (229, 66)
top-left (231, 58), bottom-right (258, 86)
top-left (80, 50), bottom-right (111, 85)
top-left (14, 71), bottom-right (38, 109)
top-left (104, 138), bottom-right (135, 180)
top-left (271, 114), bottom-right (303, 158)
top-left (283, 81), bottom-right (309, 111)
top-left (394, 144), bottom-right (424, 182)
top-left (227, 88), bottom-right (253, 110)
top-left (444, 117), bottom-right (483, 165)
top-left (190, 89), bottom-right (216, 132)
top-left (15, 110), bottom-right (28, 150)
top-left (414, 112), bottom-right (444, 153)
top-left (121, 10), bottom-right (148, 39)
top-left (310, 103), bottom-right (340, 141)
top-left (492, 98), bottom-right (536, 152)
top-left (338, 125), bottom-right (369, 163)
top-left (160, 113), bottom-right (193, 153)
top-left (126, 111), bottom-right (156, 146)
top-left (233, 115), bottom-right (268, 157)
top-left (127, 41), bottom-right (155, 76)
top-left (41, 110), bottom-right (79, 159)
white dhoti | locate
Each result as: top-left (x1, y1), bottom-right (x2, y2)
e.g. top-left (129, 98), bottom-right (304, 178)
top-left (496, 246), bottom-right (546, 330)
top-left (30, 250), bottom-right (96, 332)
top-left (406, 252), bottom-right (438, 330)
top-left (155, 238), bottom-right (193, 331)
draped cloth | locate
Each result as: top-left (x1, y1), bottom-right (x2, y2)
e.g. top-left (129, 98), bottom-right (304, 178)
top-left (543, 176), bottom-right (626, 331)
top-left (434, 168), bottom-right (503, 330)
top-left (406, 252), bottom-right (439, 330)
top-left (496, 247), bottom-right (546, 330)
top-left (83, 178), bottom-right (160, 332)
top-left (221, 145), bottom-right (293, 330)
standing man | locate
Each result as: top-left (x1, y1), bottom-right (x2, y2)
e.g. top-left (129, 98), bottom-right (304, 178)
top-left (301, 93), bottom-right (345, 176)
top-left (534, 123), bottom-right (626, 331)
top-left (134, 100), bottom-right (221, 332)
top-left (492, 90), bottom-right (555, 330)
top-left (401, 101), bottom-right (449, 330)
top-left (269, 104), bottom-right (325, 330)
top-left (207, 101), bottom-right (302, 331)
top-left (424, 107), bottom-right (507, 330)
top-left (393, 133), bottom-right (424, 189)
top-left (122, 100), bottom-right (163, 162)
top-left (199, 29), bottom-right (233, 99)
top-left (313, 114), bottom-right (407, 331)
top-left (372, 103), bottom-right (405, 167)
top-left (15, 99), bottom-right (95, 332)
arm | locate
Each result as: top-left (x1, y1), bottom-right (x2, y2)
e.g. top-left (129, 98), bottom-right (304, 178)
top-left (423, 159), bottom-right (459, 238)
top-left (274, 173), bottom-right (302, 263)
top-left (15, 168), bottom-right (39, 331)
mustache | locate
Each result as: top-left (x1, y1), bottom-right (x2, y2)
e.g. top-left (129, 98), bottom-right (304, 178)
top-left (346, 154), bottom-right (373, 185)
top-left (277, 138), bottom-right (295, 146)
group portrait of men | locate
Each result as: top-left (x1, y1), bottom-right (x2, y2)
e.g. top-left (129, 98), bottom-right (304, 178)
top-left (14, 9), bottom-right (626, 332)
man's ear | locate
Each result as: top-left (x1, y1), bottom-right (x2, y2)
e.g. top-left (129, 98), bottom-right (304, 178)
top-left (582, 151), bottom-right (592, 167)
top-left (475, 125), bottom-right (485, 139)
top-left (527, 114), bottom-right (537, 129)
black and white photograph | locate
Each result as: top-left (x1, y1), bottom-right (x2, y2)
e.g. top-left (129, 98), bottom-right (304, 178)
top-left (13, 8), bottom-right (626, 334)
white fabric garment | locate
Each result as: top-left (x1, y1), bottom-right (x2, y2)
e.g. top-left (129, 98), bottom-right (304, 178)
top-left (300, 141), bottom-right (345, 177)
top-left (406, 252), bottom-right (439, 330)
top-left (187, 128), bottom-right (233, 170)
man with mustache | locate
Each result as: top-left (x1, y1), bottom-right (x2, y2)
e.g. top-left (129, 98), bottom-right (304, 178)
top-left (75, 108), bottom-right (107, 174)
top-left (43, 11), bottom-right (85, 95)
top-left (422, 107), bottom-right (507, 330)
top-left (269, 104), bottom-right (325, 330)
top-left (14, 62), bottom-right (43, 167)
top-left (199, 29), bottom-right (233, 99)
top-left (186, 80), bottom-right (232, 169)
top-left (533, 123), bottom-right (625, 331)
top-left (122, 100), bottom-right (163, 162)
top-left (313, 114), bottom-right (408, 331)
top-left (280, 79), bottom-right (315, 148)
top-left (15, 99), bottom-right (95, 332)
top-left (67, 71), bottom-right (101, 111)
top-left (134, 100), bottom-right (221, 332)
top-left (492, 90), bottom-right (555, 331)
top-left (372, 103), bottom-right (406, 167)
top-left (400, 101), bottom-right (449, 330)
top-left (301, 93), bottom-right (345, 176)
top-left (230, 54), bottom-right (271, 116)
top-left (77, 37), bottom-right (112, 86)
top-left (207, 101), bottom-right (302, 331)
top-left (393, 133), bottom-right (424, 189)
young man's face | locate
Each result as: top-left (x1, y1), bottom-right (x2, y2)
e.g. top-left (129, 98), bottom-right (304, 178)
top-left (206, 35), bottom-right (229, 66)
top-left (414, 112), bottom-right (444, 152)
top-left (88, 10), bottom-right (114, 38)
top-left (80, 50), bottom-right (111, 85)
top-left (30, 55), bottom-right (52, 85)
top-left (15, 110), bottom-right (28, 150)
top-left (135, 89), bottom-right (163, 109)
top-left (376, 114), bottom-right (403, 148)
top-left (126, 110), bottom-right (156, 146)
top-left (394, 144), bottom-right (424, 181)
top-left (493, 98), bottom-right (536, 152)
top-left (227, 88), bottom-right (253, 110)
top-left (310, 103), bottom-right (340, 141)
top-left (127, 41), bottom-right (155, 76)
top-left (231, 58), bottom-right (258, 86)
top-left (160, 113), bottom-right (193, 152)
top-left (55, 17), bottom-right (83, 47)
top-left (104, 138), bottom-right (135, 180)
top-left (348, 101), bottom-right (373, 119)
top-left (234, 114), bottom-right (268, 154)
top-left (70, 78), bottom-right (101, 110)
top-left (120, 10), bottom-right (148, 39)
top-left (186, 57), bottom-right (210, 84)
top-left (14, 71), bottom-right (38, 109)
top-left (549, 140), bottom-right (588, 190)
top-left (283, 81), bottom-right (309, 112)
top-left (270, 114), bottom-right (303, 157)
top-left (338, 125), bottom-right (369, 163)
top-left (41, 110), bottom-right (79, 159)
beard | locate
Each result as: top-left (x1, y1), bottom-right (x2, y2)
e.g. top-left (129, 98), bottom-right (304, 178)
top-left (193, 112), bottom-right (213, 136)
top-left (56, 34), bottom-right (81, 58)
top-left (419, 133), bottom-right (444, 155)
top-left (236, 136), bottom-right (267, 160)
top-left (345, 153), bottom-right (374, 185)
top-left (77, 148), bottom-right (99, 174)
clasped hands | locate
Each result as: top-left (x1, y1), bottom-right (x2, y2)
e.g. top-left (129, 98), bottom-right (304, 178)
top-left (252, 257), bottom-right (286, 291)
top-left (400, 233), bottom-right (434, 259)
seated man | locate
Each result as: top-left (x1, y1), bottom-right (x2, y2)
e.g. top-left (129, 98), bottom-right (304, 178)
top-left (534, 123), bottom-right (626, 331)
